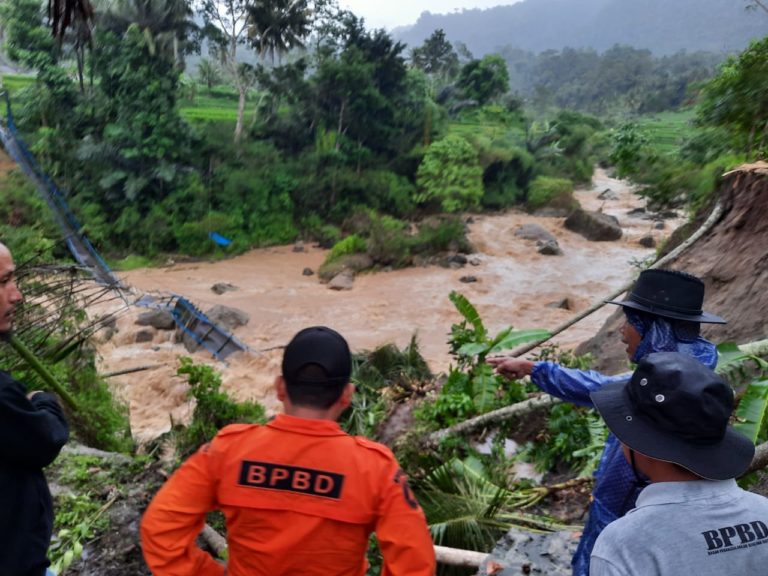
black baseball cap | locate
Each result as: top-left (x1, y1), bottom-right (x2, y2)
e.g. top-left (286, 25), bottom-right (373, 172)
top-left (282, 326), bottom-right (352, 386)
top-left (591, 352), bottom-right (753, 480)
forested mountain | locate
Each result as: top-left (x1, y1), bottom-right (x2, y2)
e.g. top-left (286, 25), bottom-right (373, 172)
top-left (395, 0), bottom-right (767, 56)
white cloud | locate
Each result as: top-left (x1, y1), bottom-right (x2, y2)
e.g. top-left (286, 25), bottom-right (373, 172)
top-left (339, 1), bottom-right (521, 30)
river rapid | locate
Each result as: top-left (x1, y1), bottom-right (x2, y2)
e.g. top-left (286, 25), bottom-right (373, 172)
top-left (95, 168), bottom-right (681, 441)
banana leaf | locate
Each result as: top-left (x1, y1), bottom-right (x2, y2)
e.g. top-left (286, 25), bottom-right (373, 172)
top-left (450, 291), bottom-right (486, 340)
top-left (489, 328), bottom-right (551, 354)
top-left (734, 379), bottom-right (768, 443)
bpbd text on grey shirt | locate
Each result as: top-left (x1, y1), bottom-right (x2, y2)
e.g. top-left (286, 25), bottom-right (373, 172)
top-left (590, 479), bottom-right (768, 575)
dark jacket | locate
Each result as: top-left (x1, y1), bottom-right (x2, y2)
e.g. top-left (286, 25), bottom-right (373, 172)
top-left (0, 369), bottom-right (69, 576)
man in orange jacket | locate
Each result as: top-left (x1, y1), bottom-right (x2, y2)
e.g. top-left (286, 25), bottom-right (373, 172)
top-left (140, 326), bottom-right (436, 576)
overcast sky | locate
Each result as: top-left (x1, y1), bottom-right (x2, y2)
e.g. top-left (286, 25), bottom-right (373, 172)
top-left (339, 1), bottom-right (521, 30)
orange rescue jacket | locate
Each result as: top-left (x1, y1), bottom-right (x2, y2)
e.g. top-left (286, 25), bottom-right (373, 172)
top-left (141, 414), bottom-right (436, 576)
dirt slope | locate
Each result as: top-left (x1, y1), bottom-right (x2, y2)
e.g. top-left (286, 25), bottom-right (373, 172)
top-left (578, 162), bottom-right (768, 372)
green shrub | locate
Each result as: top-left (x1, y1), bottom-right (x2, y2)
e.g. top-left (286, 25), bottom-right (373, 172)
top-left (517, 345), bottom-right (605, 476)
top-left (526, 176), bottom-right (575, 211)
top-left (344, 337), bottom-right (432, 438)
top-left (517, 403), bottom-right (606, 476)
top-left (481, 145), bottom-right (534, 209)
top-left (112, 254), bottom-right (154, 270)
top-left (174, 211), bottom-right (244, 257)
top-left (50, 493), bottom-right (109, 573)
top-left (300, 215), bottom-right (341, 248)
top-left (416, 135), bottom-right (484, 212)
top-left (366, 215), bottom-right (411, 267)
top-left (219, 167), bottom-right (299, 247)
top-left (609, 122), bottom-right (655, 178)
top-left (141, 204), bottom-right (177, 255)
top-left (415, 292), bottom-right (548, 429)
top-left (633, 152), bottom-right (744, 210)
top-left (175, 358), bottom-right (266, 457)
top-left (68, 366), bottom-right (134, 453)
top-left (411, 216), bottom-right (471, 255)
top-left (689, 154), bottom-right (747, 211)
top-left (325, 234), bottom-right (368, 263)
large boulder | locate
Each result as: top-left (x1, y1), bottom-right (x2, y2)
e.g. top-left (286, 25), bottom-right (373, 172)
top-left (477, 528), bottom-right (579, 575)
top-left (537, 239), bottom-right (563, 256)
top-left (135, 309), bottom-right (175, 330)
top-left (564, 209), bottom-right (622, 241)
top-left (514, 223), bottom-right (557, 244)
top-left (328, 270), bottom-right (355, 291)
top-left (205, 305), bottom-right (250, 331)
top-left (180, 304), bottom-right (249, 353)
top-left (211, 282), bottom-right (238, 295)
top-left (318, 253), bottom-right (374, 283)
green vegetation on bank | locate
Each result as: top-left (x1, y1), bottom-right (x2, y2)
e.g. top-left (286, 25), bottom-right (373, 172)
top-left (0, 0), bottom-right (718, 265)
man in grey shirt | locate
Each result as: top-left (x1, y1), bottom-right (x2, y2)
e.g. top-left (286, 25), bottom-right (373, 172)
top-left (589, 352), bottom-right (768, 575)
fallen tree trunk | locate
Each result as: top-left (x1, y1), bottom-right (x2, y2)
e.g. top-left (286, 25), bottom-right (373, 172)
top-left (434, 545), bottom-right (487, 567)
top-left (747, 441), bottom-right (768, 475)
top-left (201, 524), bottom-right (227, 557)
top-left (201, 523), bottom-right (489, 568)
top-left (425, 395), bottom-right (560, 447)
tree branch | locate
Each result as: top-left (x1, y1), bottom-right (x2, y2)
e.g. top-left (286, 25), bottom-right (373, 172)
top-left (425, 395), bottom-right (561, 447)
top-left (434, 545), bottom-right (487, 567)
top-left (748, 0), bottom-right (768, 15)
top-left (747, 441), bottom-right (768, 474)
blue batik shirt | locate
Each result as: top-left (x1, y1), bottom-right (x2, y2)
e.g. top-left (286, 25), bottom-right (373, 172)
top-left (530, 312), bottom-right (718, 576)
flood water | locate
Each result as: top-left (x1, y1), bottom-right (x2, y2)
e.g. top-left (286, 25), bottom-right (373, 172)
top-left (95, 168), bottom-right (680, 441)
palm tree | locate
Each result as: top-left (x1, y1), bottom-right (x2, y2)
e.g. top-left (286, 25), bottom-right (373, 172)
top-left (47, 0), bottom-right (94, 41)
top-left (98, 0), bottom-right (196, 66)
top-left (247, 0), bottom-right (311, 66)
top-left (197, 57), bottom-right (222, 90)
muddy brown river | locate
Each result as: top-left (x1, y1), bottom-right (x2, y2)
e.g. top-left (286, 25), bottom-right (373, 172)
top-left (94, 169), bottom-right (680, 441)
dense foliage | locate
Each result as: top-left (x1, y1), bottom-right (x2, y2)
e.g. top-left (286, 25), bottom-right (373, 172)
top-left (0, 0), bottom-right (632, 262)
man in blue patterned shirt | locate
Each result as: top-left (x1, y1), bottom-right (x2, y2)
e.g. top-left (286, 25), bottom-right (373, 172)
top-left (490, 269), bottom-right (726, 575)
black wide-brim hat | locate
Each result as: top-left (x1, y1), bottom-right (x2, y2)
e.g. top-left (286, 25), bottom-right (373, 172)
top-left (591, 352), bottom-right (754, 480)
top-left (606, 269), bottom-right (726, 324)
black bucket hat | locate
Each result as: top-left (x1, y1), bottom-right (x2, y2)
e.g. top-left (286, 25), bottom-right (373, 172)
top-left (591, 352), bottom-right (754, 480)
top-left (606, 269), bottom-right (726, 324)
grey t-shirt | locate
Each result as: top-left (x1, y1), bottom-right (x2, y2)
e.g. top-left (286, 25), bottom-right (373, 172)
top-left (590, 479), bottom-right (768, 575)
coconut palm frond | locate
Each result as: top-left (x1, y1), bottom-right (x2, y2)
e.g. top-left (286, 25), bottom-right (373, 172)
top-left (419, 457), bottom-right (577, 552)
top-left (0, 257), bottom-right (129, 373)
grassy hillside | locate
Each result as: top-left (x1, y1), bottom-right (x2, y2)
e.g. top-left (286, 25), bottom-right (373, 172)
top-left (634, 110), bottom-right (696, 154)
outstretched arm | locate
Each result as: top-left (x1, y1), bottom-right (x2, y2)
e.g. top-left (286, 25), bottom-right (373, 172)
top-left (489, 357), bottom-right (628, 407)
